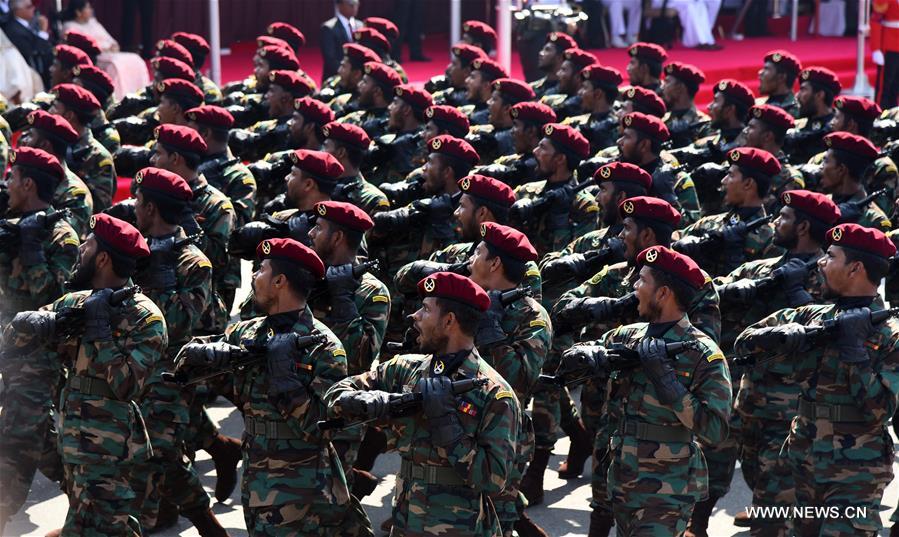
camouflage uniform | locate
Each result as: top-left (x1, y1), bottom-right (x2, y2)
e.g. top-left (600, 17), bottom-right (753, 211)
top-left (762, 92), bottom-right (800, 118)
top-left (735, 300), bottom-right (899, 535)
top-left (829, 190), bottom-right (892, 232)
top-left (338, 107), bottom-right (389, 139)
top-left (539, 93), bottom-right (582, 122)
top-left (68, 129), bottom-right (117, 212)
top-left (324, 348), bottom-right (521, 537)
top-left (784, 114), bottom-right (833, 165)
top-left (645, 158), bottom-right (702, 227)
top-left (366, 130), bottom-right (426, 185)
top-left (332, 173), bottom-right (392, 216)
top-left (664, 106), bottom-right (712, 149)
top-left (804, 150), bottom-right (898, 214)
top-left (563, 111), bottom-right (619, 154)
top-left (529, 77), bottom-right (560, 99)
top-left (88, 112), bottom-right (122, 154)
top-left (474, 153), bottom-right (541, 190)
top-left (513, 178), bottom-right (599, 257)
top-left (764, 151), bottom-right (805, 214)
top-left (198, 75), bottom-right (223, 104)
top-left (231, 116), bottom-right (292, 162)
top-left (55, 168), bottom-right (95, 239)
top-left (679, 207), bottom-right (778, 276)
top-left (431, 87), bottom-right (468, 108)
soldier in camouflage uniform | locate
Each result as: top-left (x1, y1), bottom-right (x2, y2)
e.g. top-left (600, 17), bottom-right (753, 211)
top-left (320, 43), bottom-right (381, 116)
top-left (366, 84), bottom-right (431, 185)
top-left (173, 238), bottom-right (372, 536)
top-left (561, 245), bottom-right (731, 536)
top-left (473, 79), bottom-right (537, 165)
top-left (540, 48), bottom-right (597, 122)
top-left (742, 104), bottom-right (805, 213)
top-left (433, 43), bottom-right (487, 107)
top-left (127, 167), bottom-right (228, 535)
top-left (674, 148), bottom-right (781, 276)
top-left (338, 61), bottom-right (401, 139)
top-left (757, 50), bottom-right (802, 118)
top-left (320, 121), bottom-right (391, 216)
top-left (224, 45), bottom-right (303, 129)
top-left (473, 101), bottom-right (555, 190)
top-left (0, 148), bottom-right (78, 532)
top-left (72, 65), bottom-right (121, 153)
top-left (735, 223), bottom-right (899, 536)
top-left (785, 66), bottom-right (840, 164)
top-left (353, 26), bottom-right (408, 84)
top-left (9, 213), bottom-right (165, 536)
top-left (325, 271), bottom-right (521, 537)
top-left (529, 32), bottom-right (577, 99)
top-left (625, 42), bottom-right (667, 95)
top-left (715, 190), bottom-right (837, 536)
top-left (563, 64), bottom-right (622, 154)
top-left (660, 62), bottom-right (712, 149)
top-left (50, 84), bottom-right (117, 212)
top-left (171, 32), bottom-right (224, 104)
top-left (463, 58), bottom-right (508, 126)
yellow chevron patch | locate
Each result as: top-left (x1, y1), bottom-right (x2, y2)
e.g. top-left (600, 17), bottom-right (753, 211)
top-left (529, 320), bottom-right (547, 328)
top-left (63, 238), bottom-right (79, 246)
top-left (99, 158), bottom-right (112, 168)
top-left (707, 352), bottom-right (725, 362)
top-left (586, 205), bottom-right (599, 213)
top-left (332, 348), bottom-right (347, 358)
top-left (679, 178), bottom-right (695, 190)
top-left (72, 187), bottom-right (88, 196)
top-left (377, 200), bottom-right (390, 207)
top-left (495, 390), bottom-right (513, 400)
top-left (144, 315), bottom-right (163, 326)
top-left (198, 260), bottom-right (212, 269)
top-left (371, 295), bottom-right (389, 303)
top-left (242, 177), bottom-right (255, 185)
top-left (525, 269), bottom-right (540, 277)
top-left (221, 201), bottom-right (234, 210)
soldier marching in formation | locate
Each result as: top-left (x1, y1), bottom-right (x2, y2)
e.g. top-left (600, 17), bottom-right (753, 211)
top-left (7, 14), bottom-right (899, 537)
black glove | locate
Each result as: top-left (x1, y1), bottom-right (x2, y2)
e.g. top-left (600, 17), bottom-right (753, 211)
top-left (177, 341), bottom-right (240, 371)
top-left (543, 184), bottom-right (575, 230)
top-left (475, 290), bottom-right (507, 347)
top-left (82, 288), bottom-right (115, 343)
top-left (138, 236), bottom-right (178, 291)
top-left (560, 345), bottom-right (609, 377)
top-left (542, 253), bottom-right (588, 283)
top-left (11, 310), bottom-right (58, 340)
top-left (266, 333), bottom-right (305, 398)
top-left (229, 220), bottom-right (279, 258)
top-left (103, 199), bottom-right (137, 225)
top-left (671, 235), bottom-right (705, 258)
top-left (509, 197), bottom-right (540, 224)
top-left (326, 263), bottom-right (360, 322)
top-left (335, 390), bottom-right (395, 419)
top-left (691, 162), bottom-right (729, 188)
top-left (638, 338), bottom-right (688, 404)
top-left (414, 194), bottom-right (455, 240)
top-left (772, 258), bottom-right (813, 307)
top-left (380, 179), bottom-right (423, 207)
top-left (555, 297), bottom-right (617, 326)
top-left (717, 279), bottom-right (757, 303)
top-left (835, 308), bottom-right (874, 363)
top-left (261, 194), bottom-right (288, 216)
top-left (419, 376), bottom-right (464, 447)
top-left (837, 201), bottom-right (863, 224)
top-left (287, 213), bottom-right (313, 245)
top-left (17, 212), bottom-right (50, 266)
top-left (749, 323), bottom-right (807, 354)
top-left (373, 206), bottom-right (420, 232)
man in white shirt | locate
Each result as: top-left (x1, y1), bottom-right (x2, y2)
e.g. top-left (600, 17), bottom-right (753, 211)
top-left (321, 0), bottom-right (360, 83)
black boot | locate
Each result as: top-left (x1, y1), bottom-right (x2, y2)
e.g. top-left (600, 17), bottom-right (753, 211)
top-left (557, 419), bottom-right (593, 479)
top-left (351, 468), bottom-right (379, 499)
top-left (148, 498), bottom-right (179, 533)
top-left (205, 433), bottom-right (242, 502)
top-left (588, 508), bottom-right (614, 537)
top-left (519, 448), bottom-right (551, 506)
top-left (514, 511), bottom-right (550, 537)
top-left (685, 496), bottom-right (718, 537)
top-left (183, 507), bottom-right (230, 537)
top-left (354, 427), bottom-right (387, 472)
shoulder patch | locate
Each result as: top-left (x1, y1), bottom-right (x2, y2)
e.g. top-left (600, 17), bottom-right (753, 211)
top-left (377, 199), bottom-right (391, 207)
top-left (221, 201), bottom-right (234, 210)
top-left (198, 260), bottom-right (212, 269)
top-left (242, 177), bottom-right (255, 185)
top-left (144, 314), bottom-right (164, 327)
top-left (529, 319), bottom-right (547, 328)
top-left (371, 295), bottom-right (389, 303)
top-left (525, 268), bottom-right (541, 277)
top-left (332, 348), bottom-right (347, 358)
top-left (586, 205), bottom-right (599, 213)
top-left (707, 352), bottom-right (725, 362)
top-left (63, 237), bottom-right (79, 247)
top-left (98, 158), bottom-right (113, 168)
top-left (495, 390), bottom-right (514, 400)
top-left (71, 187), bottom-right (88, 196)
top-left (679, 178), bottom-right (695, 190)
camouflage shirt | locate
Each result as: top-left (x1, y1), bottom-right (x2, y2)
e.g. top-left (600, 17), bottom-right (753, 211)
top-left (55, 167), bottom-right (95, 239)
top-left (332, 173), bottom-right (391, 216)
top-left (761, 92), bottom-right (800, 118)
top-left (88, 111), bottom-right (121, 154)
top-left (199, 151), bottom-right (257, 227)
top-left (513, 176), bottom-right (599, 257)
top-left (338, 106), bottom-right (389, 139)
top-left (68, 129), bottom-right (116, 212)
top-left (664, 106), bottom-right (712, 149)
top-left (830, 189), bottom-right (892, 232)
top-left (680, 206), bottom-right (778, 276)
top-left (563, 110), bottom-right (618, 154)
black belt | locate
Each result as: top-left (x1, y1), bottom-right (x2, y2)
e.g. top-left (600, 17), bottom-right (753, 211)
top-left (69, 375), bottom-right (117, 399)
top-left (620, 421), bottom-right (692, 443)
top-left (797, 398), bottom-right (865, 423)
top-left (399, 459), bottom-right (466, 486)
top-left (244, 416), bottom-right (300, 439)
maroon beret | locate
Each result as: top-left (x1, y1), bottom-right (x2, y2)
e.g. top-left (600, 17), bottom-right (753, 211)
top-left (394, 84), bottom-right (433, 112)
top-left (256, 237), bottom-right (325, 279)
top-left (155, 124), bottom-right (208, 155)
top-left (322, 121), bottom-right (371, 150)
top-left (463, 20), bottom-right (497, 50)
top-left (471, 57), bottom-right (508, 81)
top-left (54, 44), bottom-right (92, 68)
top-left (258, 45), bottom-right (300, 71)
top-left (621, 111), bottom-right (670, 141)
top-left (53, 83), bottom-right (101, 113)
top-left (800, 66), bottom-right (842, 95)
top-left (458, 174), bottom-right (516, 208)
top-left (664, 61), bottom-right (705, 87)
top-left (417, 271), bottom-right (490, 311)
top-left (10, 146), bottom-right (64, 181)
top-left (622, 86), bottom-right (666, 118)
top-left (28, 109), bottom-right (78, 144)
top-left (290, 149), bottom-right (345, 180)
top-left (155, 78), bottom-right (204, 107)
top-left (827, 223), bottom-right (896, 259)
top-left (365, 17), bottom-right (400, 41)
top-left (342, 43), bottom-right (381, 68)
top-left (509, 101), bottom-right (556, 124)
top-left (546, 32), bottom-right (577, 51)
top-left (491, 78), bottom-right (535, 104)
top-left (764, 50), bottom-right (801, 76)
top-left (256, 35), bottom-right (290, 51)
top-left (185, 105), bottom-right (234, 129)
top-left (628, 42), bottom-right (668, 64)
top-left (824, 131), bottom-right (879, 160)
top-left (64, 29), bottom-right (101, 58)
top-left (595, 162), bottom-right (653, 192)
top-left (268, 70), bottom-right (315, 97)
top-left (73, 65), bottom-right (114, 99)
top-left (314, 200), bottom-right (374, 233)
top-left (637, 245), bottom-right (705, 289)
top-left (294, 97), bottom-right (335, 125)
top-left (835, 96), bottom-right (882, 122)
top-left (151, 56), bottom-right (194, 82)
top-left (155, 39), bottom-right (193, 67)
top-left (354, 27), bottom-right (391, 54)
top-left (563, 48), bottom-right (599, 72)
top-left (727, 147), bottom-right (782, 178)
top-left (134, 167), bottom-right (192, 201)
top-left (713, 79), bottom-right (755, 109)
top-left (618, 195), bottom-right (681, 226)
top-left (425, 105), bottom-right (470, 138)
top-left (266, 22), bottom-right (306, 49)
top-left (90, 213), bottom-right (150, 259)
top-left (581, 64), bottom-right (623, 89)
top-left (480, 221), bottom-right (538, 262)
top-left (363, 61), bottom-right (402, 90)
top-left (781, 190), bottom-right (841, 225)
top-left (749, 103), bottom-right (795, 131)
top-left (542, 123), bottom-right (590, 159)
top-left (428, 135), bottom-right (480, 166)
top-left (172, 32), bottom-right (210, 66)
top-left (451, 42), bottom-right (487, 65)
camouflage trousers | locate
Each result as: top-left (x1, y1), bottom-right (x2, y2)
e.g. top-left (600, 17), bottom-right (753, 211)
top-left (62, 462), bottom-right (141, 537)
top-left (531, 384), bottom-right (581, 450)
top-left (590, 438), bottom-right (613, 517)
top-left (390, 477), bottom-right (502, 537)
top-left (700, 405), bottom-right (740, 499)
top-left (244, 496), bottom-right (373, 537)
top-left (496, 413), bottom-right (536, 533)
top-left (610, 494), bottom-right (693, 536)
top-left (332, 424), bottom-right (365, 487)
top-left (740, 417), bottom-right (794, 537)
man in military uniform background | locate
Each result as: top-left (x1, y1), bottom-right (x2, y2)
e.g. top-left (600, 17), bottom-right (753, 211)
top-left (320, 121), bottom-right (391, 216)
top-left (758, 50), bottom-right (802, 118)
top-left (660, 61), bottom-right (710, 149)
top-left (339, 61), bottom-right (402, 139)
top-left (564, 64), bottom-right (622, 154)
top-left (475, 101), bottom-right (556, 189)
top-left (529, 32), bottom-right (577, 99)
top-left (787, 66), bottom-right (841, 164)
top-left (818, 132), bottom-right (892, 232)
top-left (626, 42), bottom-right (667, 94)
top-left (368, 84), bottom-right (432, 185)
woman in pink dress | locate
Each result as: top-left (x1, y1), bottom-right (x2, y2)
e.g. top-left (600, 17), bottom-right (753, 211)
top-left (61, 0), bottom-right (150, 99)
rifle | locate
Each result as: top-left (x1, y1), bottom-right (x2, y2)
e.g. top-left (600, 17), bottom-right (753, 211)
top-left (50, 286), bottom-right (141, 339)
top-left (162, 332), bottom-right (328, 386)
top-left (843, 188), bottom-right (888, 216)
top-left (542, 237), bottom-right (625, 286)
top-left (510, 177), bottom-right (597, 226)
top-left (553, 292), bottom-right (638, 333)
top-left (379, 175), bottom-right (424, 208)
top-left (673, 213), bottom-right (775, 254)
top-left (0, 209), bottom-right (72, 250)
top-left (316, 377), bottom-right (490, 431)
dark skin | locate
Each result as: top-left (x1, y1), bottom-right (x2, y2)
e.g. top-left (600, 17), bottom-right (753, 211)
top-left (720, 166), bottom-right (763, 208)
top-left (818, 244), bottom-right (879, 299)
top-left (309, 217), bottom-right (355, 266)
top-left (388, 98), bottom-right (420, 132)
top-left (595, 181), bottom-right (627, 227)
top-left (634, 266), bottom-right (683, 323)
top-left (446, 57), bottom-right (471, 89)
top-left (452, 193), bottom-right (495, 242)
top-left (819, 149), bottom-right (862, 197)
top-left (617, 128), bottom-right (656, 167)
top-left (251, 258), bottom-right (307, 315)
top-left (337, 58), bottom-right (364, 91)
top-left (156, 95), bottom-right (186, 125)
top-left (532, 137), bottom-right (570, 182)
top-left (465, 70), bottom-right (492, 103)
top-left (537, 42), bottom-right (563, 79)
top-left (511, 120), bottom-right (540, 155)
top-left (265, 83), bottom-right (295, 118)
top-left (412, 297), bottom-right (475, 355)
top-left (49, 100), bottom-right (88, 134)
top-left (422, 153), bottom-right (460, 196)
top-left (556, 60), bottom-right (579, 95)
top-left (619, 216), bottom-right (659, 263)
top-left (797, 81), bottom-right (831, 119)
top-left (828, 110), bottom-right (861, 134)
top-left (6, 166), bottom-right (50, 215)
top-left (772, 205), bottom-right (821, 254)
top-left (357, 74), bottom-right (390, 109)
top-left (626, 57), bottom-right (658, 88)
top-left (578, 80), bottom-right (612, 114)
top-left (707, 92), bottom-right (743, 131)
top-left (758, 61), bottom-right (792, 97)
top-left (742, 118), bottom-right (782, 155)
top-left (661, 75), bottom-right (693, 111)
top-left (487, 91), bottom-right (512, 129)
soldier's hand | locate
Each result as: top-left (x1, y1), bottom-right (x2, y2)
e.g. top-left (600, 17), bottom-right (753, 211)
top-left (773, 258), bottom-right (814, 307)
top-left (229, 220), bottom-right (278, 258)
top-left (178, 341), bottom-right (240, 371)
top-left (837, 201), bottom-right (863, 224)
top-left (326, 264), bottom-right (361, 322)
top-left (749, 323), bottom-right (807, 354)
top-left (475, 290), bottom-right (507, 347)
top-left (11, 310), bottom-right (57, 340)
top-left (671, 235), bottom-right (704, 257)
top-left (541, 253), bottom-right (587, 283)
top-left (17, 212), bottom-right (50, 266)
top-left (717, 279), bottom-right (757, 303)
top-left (287, 213), bottom-right (312, 245)
top-left (82, 288), bottom-right (115, 343)
top-left (334, 390), bottom-right (394, 419)
top-left (418, 376), bottom-right (464, 447)
top-left (509, 197), bottom-right (539, 224)
top-left (638, 337), bottom-right (687, 404)
top-left (835, 308), bottom-right (874, 363)
top-left (415, 194), bottom-right (455, 239)
top-left (721, 221), bottom-right (749, 249)
top-left (560, 345), bottom-right (609, 377)
top-left (266, 333), bottom-right (305, 398)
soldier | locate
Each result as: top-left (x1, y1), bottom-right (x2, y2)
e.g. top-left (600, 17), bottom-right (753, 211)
top-left (173, 238), bottom-right (372, 536)
top-left (156, 38), bottom-right (196, 74)
top-left (322, 43), bottom-right (380, 115)
top-left (818, 132), bottom-right (891, 231)
top-left (266, 21), bottom-right (306, 54)
top-left (325, 271), bottom-right (521, 536)
top-left (757, 50), bottom-right (802, 118)
top-left (71, 64), bottom-right (121, 153)
top-left (561, 245), bottom-right (731, 536)
top-left (49, 44), bottom-right (92, 87)
top-left (50, 83), bottom-right (116, 212)
top-left (786, 66), bottom-right (841, 164)
top-left (367, 83), bottom-right (432, 184)
top-left (735, 223), bottom-right (899, 536)
top-left (618, 85), bottom-right (667, 119)
top-left (541, 48), bottom-right (598, 121)
top-left (660, 61), bottom-right (711, 149)
top-left (625, 42), bottom-right (667, 95)
top-left (10, 213), bottom-right (165, 535)
top-left (150, 124), bottom-right (235, 331)
top-left (464, 58), bottom-right (509, 126)
top-left (127, 167), bottom-right (227, 535)
top-left (0, 148), bottom-right (78, 532)
top-left (352, 27), bottom-right (408, 83)
top-left (320, 121), bottom-right (391, 215)
top-left (433, 43), bottom-right (487, 107)
top-left (742, 104), bottom-right (804, 212)
top-left (512, 122), bottom-right (596, 257)
top-left (462, 19), bottom-right (498, 53)
top-left (339, 61), bottom-right (402, 139)
top-left (423, 103), bottom-right (472, 141)
top-left (228, 45), bottom-right (302, 128)
top-left (566, 64), bottom-right (623, 154)
top-left (717, 190), bottom-right (838, 536)
top-left (171, 31), bottom-right (223, 104)
top-left (473, 101), bottom-right (555, 190)
top-left (468, 78), bottom-right (536, 165)
top-left (529, 32), bottom-right (577, 99)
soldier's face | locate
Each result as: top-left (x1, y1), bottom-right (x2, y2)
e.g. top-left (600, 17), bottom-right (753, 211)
top-left (309, 218), bottom-right (337, 263)
top-left (357, 75), bottom-right (376, 107)
top-left (466, 70), bottom-right (486, 102)
top-left (150, 144), bottom-right (174, 171)
top-left (557, 61), bottom-right (576, 94)
top-left (253, 56), bottom-right (270, 86)
top-left (596, 182), bottom-right (617, 226)
top-left (388, 98), bottom-right (407, 130)
top-left (797, 82), bottom-right (816, 117)
top-left (621, 217), bottom-right (644, 262)
top-left (578, 81), bottom-right (595, 111)
top-left (626, 57), bottom-right (642, 85)
top-left (758, 62), bottom-right (779, 94)
top-left (743, 118), bottom-right (767, 148)
top-left (412, 297), bottom-right (450, 353)
top-left (617, 128), bottom-right (640, 162)
top-left (134, 191), bottom-right (152, 233)
top-left (286, 166), bottom-right (309, 206)
top-left (337, 57), bottom-right (353, 86)
top-left (157, 96), bottom-right (180, 125)
top-left (423, 153), bottom-right (447, 194)
top-left (538, 43), bottom-right (558, 71)
top-left (721, 165), bottom-right (748, 206)
top-left (70, 236), bottom-right (100, 290)
top-left (251, 259), bottom-right (277, 312)
top-left (661, 77), bottom-right (680, 107)
top-left (454, 194), bottom-right (479, 242)
top-left (289, 111), bottom-right (306, 143)
top-left (487, 91), bottom-right (504, 126)
top-left (830, 109), bottom-right (848, 132)
top-left (634, 266), bottom-right (663, 321)
top-left (819, 150), bottom-right (843, 193)
top-left (708, 92), bottom-right (727, 125)
top-left (448, 59), bottom-right (467, 88)
top-left (19, 128), bottom-right (38, 148)
top-left (6, 167), bottom-right (28, 212)
top-left (819, 245), bottom-right (852, 297)
top-left (50, 60), bottom-right (70, 87)
top-left (533, 137), bottom-right (558, 174)
top-left (423, 121), bottom-right (440, 141)
top-left (511, 120), bottom-right (529, 154)
top-left (773, 206), bottom-right (799, 249)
